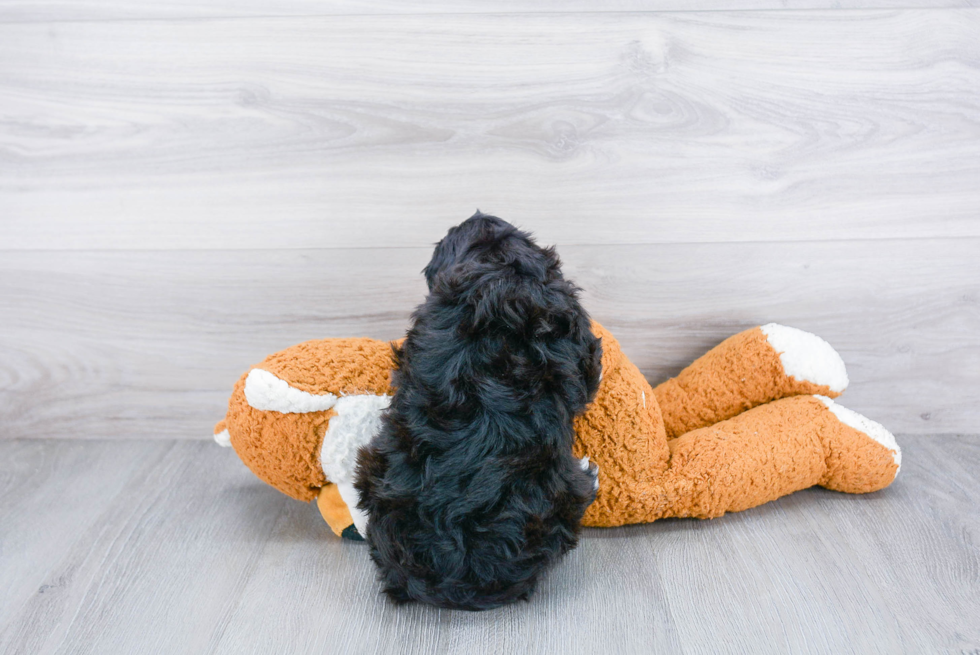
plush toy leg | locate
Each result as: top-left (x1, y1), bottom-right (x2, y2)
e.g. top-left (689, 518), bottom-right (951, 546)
top-left (575, 323), bottom-right (671, 527)
top-left (653, 324), bottom-right (849, 439)
top-left (811, 395), bottom-right (901, 493)
top-left (613, 395), bottom-right (901, 524)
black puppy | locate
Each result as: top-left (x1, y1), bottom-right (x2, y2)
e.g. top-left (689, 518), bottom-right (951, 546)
top-left (355, 213), bottom-right (602, 611)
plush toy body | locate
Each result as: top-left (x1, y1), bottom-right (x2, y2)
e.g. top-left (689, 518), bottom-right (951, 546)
top-left (215, 323), bottom-right (900, 537)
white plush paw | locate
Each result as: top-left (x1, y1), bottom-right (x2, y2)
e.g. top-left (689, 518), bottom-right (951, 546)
top-left (816, 395), bottom-right (902, 472)
top-left (761, 324), bottom-right (849, 393)
top-left (580, 456), bottom-right (600, 491)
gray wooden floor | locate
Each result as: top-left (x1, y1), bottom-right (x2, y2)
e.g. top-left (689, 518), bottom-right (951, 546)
top-left (0, 435), bottom-right (977, 654)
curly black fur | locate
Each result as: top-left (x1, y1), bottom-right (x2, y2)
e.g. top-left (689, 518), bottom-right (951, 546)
top-left (354, 213), bottom-right (602, 611)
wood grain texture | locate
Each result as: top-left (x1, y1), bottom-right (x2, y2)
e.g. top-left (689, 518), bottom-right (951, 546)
top-left (2, 6), bottom-right (975, 651)
top-left (2, 0), bottom-right (980, 23)
top-left (1, 238), bottom-right (976, 439)
top-left (1, 10), bottom-right (978, 249)
top-left (0, 436), bottom-right (976, 654)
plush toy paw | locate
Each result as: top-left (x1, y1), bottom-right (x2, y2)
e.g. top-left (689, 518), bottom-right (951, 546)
top-left (814, 395), bottom-right (901, 493)
top-left (760, 324), bottom-right (848, 393)
top-left (654, 324), bottom-right (850, 439)
top-left (580, 456), bottom-right (600, 491)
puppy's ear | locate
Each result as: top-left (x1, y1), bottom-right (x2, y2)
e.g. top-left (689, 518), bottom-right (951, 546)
top-left (580, 333), bottom-right (603, 403)
top-left (423, 239), bottom-right (457, 291)
top-left (353, 443), bottom-right (388, 515)
top-left (565, 314), bottom-right (602, 410)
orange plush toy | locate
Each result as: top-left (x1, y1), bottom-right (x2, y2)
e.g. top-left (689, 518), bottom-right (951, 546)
top-left (214, 323), bottom-right (900, 539)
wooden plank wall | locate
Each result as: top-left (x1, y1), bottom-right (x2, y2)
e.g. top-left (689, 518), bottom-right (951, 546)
top-left (1, 0), bottom-right (979, 21)
top-left (1, 4), bottom-right (978, 438)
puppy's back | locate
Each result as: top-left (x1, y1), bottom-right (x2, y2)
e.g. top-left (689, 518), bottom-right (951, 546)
top-left (355, 216), bottom-right (601, 610)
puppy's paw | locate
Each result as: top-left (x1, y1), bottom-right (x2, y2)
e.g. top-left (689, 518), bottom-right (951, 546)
top-left (580, 456), bottom-right (600, 492)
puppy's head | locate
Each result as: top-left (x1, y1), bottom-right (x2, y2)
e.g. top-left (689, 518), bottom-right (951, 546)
top-left (423, 211), bottom-right (541, 291)
top-left (421, 211), bottom-right (602, 411)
